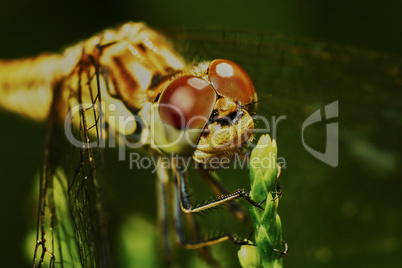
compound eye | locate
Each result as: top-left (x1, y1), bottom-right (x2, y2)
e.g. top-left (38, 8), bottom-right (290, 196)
top-left (208, 59), bottom-right (255, 105)
top-left (159, 75), bottom-right (216, 129)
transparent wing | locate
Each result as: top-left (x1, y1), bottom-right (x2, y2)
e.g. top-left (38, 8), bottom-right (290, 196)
top-left (165, 27), bottom-right (402, 163)
top-left (162, 27), bottom-right (402, 267)
top-left (32, 27), bottom-right (402, 267)
top-left (33, 55), bottom-right (111, 267)
top-left (165, 27), bottom-right (401, 115)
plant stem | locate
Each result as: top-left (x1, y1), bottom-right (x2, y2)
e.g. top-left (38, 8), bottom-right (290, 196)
top-left (238, 135), bottom-right (285, 268)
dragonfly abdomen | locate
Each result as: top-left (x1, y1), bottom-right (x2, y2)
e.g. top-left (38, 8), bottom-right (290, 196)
top-left (0, 44), bottom-right (82, 121)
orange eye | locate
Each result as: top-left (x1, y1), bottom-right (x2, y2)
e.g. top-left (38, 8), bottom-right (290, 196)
top-left (208, 59), bottom-right (255, 105)
top-left (159, 75), bottom-right (216, 129)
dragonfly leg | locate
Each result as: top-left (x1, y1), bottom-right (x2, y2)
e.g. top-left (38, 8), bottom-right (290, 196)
top-left (156, 162), bottom-right (218, 266)
top-left (271, 164), bottom-right (283, 201)
top-left (174, 177), bottom-right (254, 250)
top-left (183, 208), bottom-right (219, 266)
top-left (176, 166), bottom-right (264, 214)
top-left (271, 182), bottom-right (283, 201)
top-left (196, 165), bottom-right (251, 225)
top-left (156, 166), bottom-right (174, 266)
top-left (273, 240), bottom-right (289, 259)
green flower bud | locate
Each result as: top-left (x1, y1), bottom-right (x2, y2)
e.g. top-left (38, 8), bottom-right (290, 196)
top-left (239, 135), bottom-right (285, 268)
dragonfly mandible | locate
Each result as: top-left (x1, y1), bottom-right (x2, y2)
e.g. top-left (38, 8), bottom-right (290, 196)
top-left (0, 22), bottom-right (268, 267)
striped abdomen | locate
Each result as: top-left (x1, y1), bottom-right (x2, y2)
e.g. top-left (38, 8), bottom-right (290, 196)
top-left (0, 44), bottom-right (82, 120)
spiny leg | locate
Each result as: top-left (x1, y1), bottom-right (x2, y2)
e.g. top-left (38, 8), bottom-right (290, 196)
top-left (156, 162), bottom-right (218, 266)
top-left (176, 166), bottom-right (264, 214)
top-left (182, 208), bottom-right (219, 266)
top-left (196, 165), bottom-right (251, 225)
top-left (271, 163), bottom-right (283, 201)
top-left (156, 165), bottom-right (174, 266)
top-left (173, 160), bottom-right (286, 259)
top-left (274, 240), bottom-right (288, 259)
top-left (173, 166), bottom-right (262, 250)
top-left (173, 172), bottom-right (253, 250)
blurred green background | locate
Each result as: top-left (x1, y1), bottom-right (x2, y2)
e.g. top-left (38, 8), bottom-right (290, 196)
top-left (0, 0), bottom-right (401, 267)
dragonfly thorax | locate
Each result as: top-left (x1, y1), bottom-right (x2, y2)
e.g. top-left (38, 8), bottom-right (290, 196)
top-left (74, 23), bottom-right (257, 169)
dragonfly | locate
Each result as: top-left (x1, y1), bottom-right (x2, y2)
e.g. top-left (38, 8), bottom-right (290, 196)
top-left (0, 22), bottom-right (401, 267)
top-left (0, 22), bottom-right (271, 267)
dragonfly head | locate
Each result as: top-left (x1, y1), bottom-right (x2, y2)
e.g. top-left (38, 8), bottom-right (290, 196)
top-left (152, 59), bottom-right (257, 169)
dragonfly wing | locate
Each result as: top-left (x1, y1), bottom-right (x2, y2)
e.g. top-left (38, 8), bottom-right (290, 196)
top-left (33, 81), bottom-right (79, 267)
top-left (162, 27), bottom-right (402, 266)
top-left (34, 56), bottom-right (111, 267)
top-left (31, 26), bottom-right (402, 267)
top-left (165, 28), bottom-right (402, 173)
top-left (165, 28), bottom-right (402, 116)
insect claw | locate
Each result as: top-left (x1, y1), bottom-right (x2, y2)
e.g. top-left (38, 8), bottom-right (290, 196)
top-left (276, 163), bottom-right (282, 178)
top-left (229, 234), bottom-right (254, 246)
top-left (243, 193), bottom-right (265, 210)
top-left (252, 201), bottom-right (265, 210)
top-left (273, 240), bottom-right (288, 259)
top-left (257, 198), bottom-right (267, 207)
top-left (271, 182), bottom-right (283, 201)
